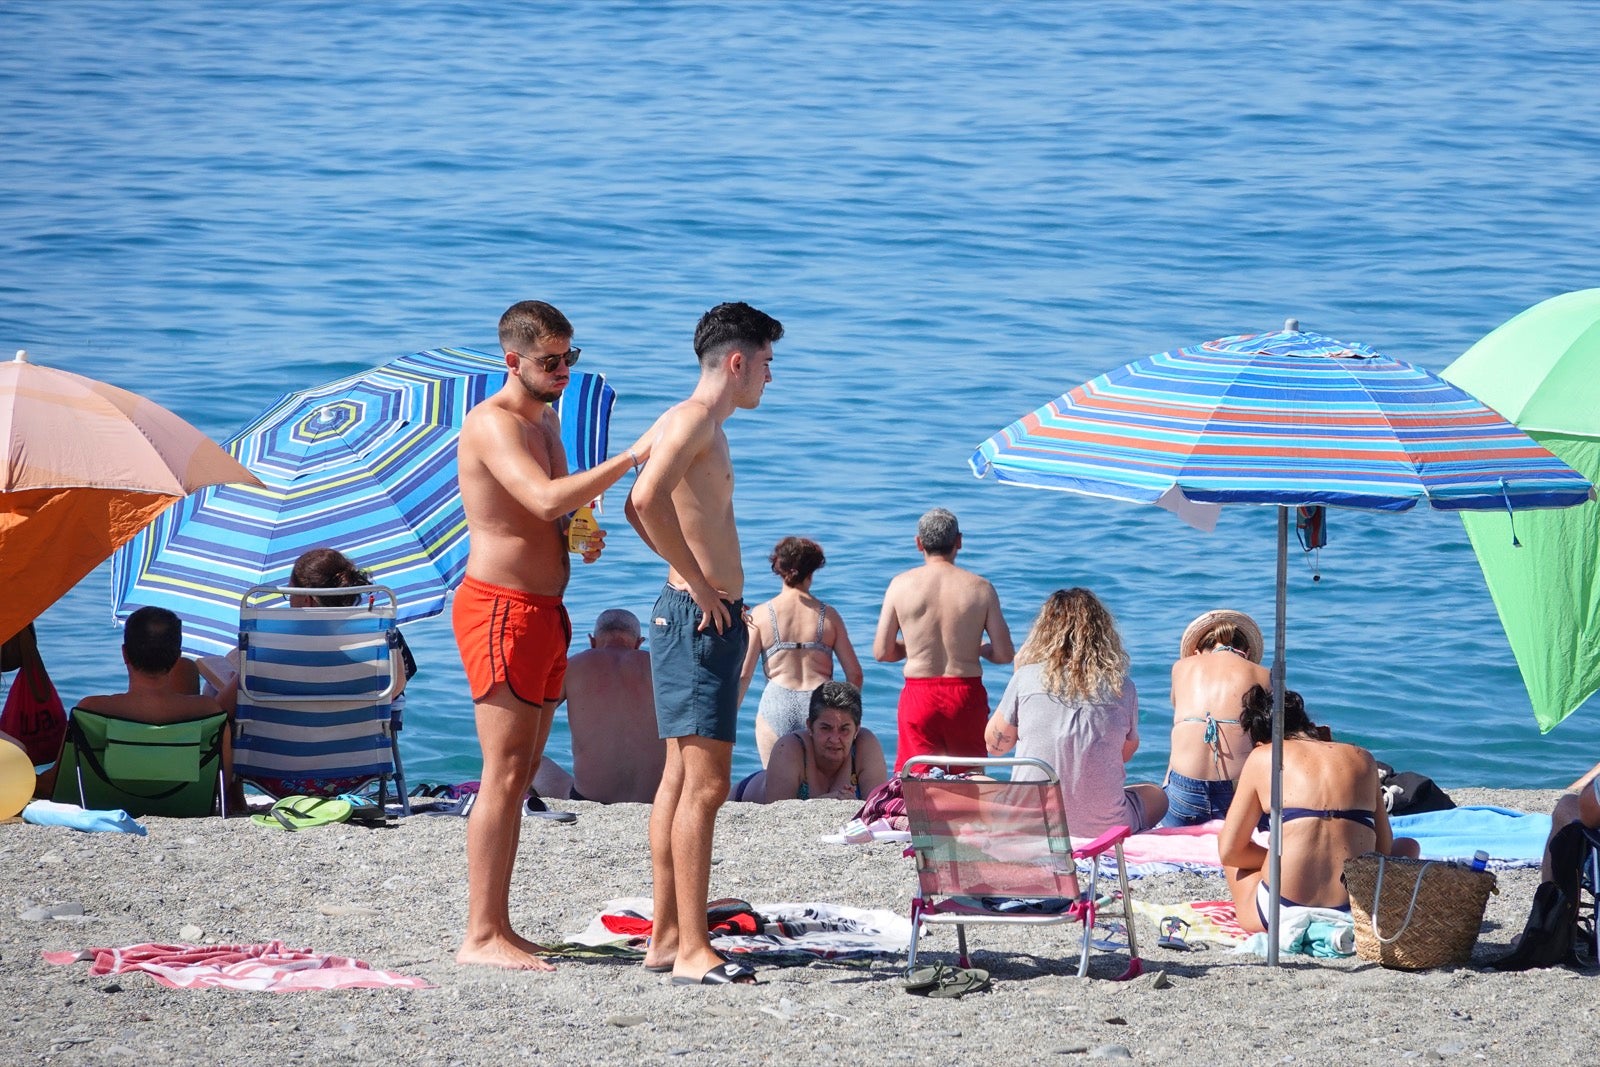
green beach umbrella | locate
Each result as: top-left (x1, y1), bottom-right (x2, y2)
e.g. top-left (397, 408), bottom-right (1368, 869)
top-left (1443, 289), bottom-right (1600, 732)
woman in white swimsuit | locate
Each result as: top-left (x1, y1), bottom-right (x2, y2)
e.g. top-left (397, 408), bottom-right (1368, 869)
top-left (738, 537), bottom-right (864, 766)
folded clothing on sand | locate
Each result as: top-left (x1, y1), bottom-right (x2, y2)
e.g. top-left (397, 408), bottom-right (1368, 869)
top-left (22, 799), bottom-right (145, 836)
top-left (42, 940), bottom-right (431, 992)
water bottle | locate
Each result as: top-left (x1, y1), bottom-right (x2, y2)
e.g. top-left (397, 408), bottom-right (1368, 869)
top-left (1470, 849), bottom-right (1489, 872)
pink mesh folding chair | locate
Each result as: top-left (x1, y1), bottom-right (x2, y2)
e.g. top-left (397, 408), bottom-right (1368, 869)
top-left (900, 755), bottom-right (1142, 980)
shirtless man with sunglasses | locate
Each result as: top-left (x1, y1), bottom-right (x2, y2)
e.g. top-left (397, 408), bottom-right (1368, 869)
top-left (453, 299), bottom-right (655, 970)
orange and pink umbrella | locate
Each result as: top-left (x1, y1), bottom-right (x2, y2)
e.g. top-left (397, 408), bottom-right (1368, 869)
top-left (0, 349), bottom-right (259, 644)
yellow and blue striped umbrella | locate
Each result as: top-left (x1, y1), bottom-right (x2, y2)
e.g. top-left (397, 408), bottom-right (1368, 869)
top-left (111, 346), bottom-right (614, 656)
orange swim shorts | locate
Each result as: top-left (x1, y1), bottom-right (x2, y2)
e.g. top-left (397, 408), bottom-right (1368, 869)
top-left (452, 576), bottom-right (570, 705)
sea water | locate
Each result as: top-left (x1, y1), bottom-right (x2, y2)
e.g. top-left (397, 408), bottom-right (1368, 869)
top-left (4, 1), bottom-right (1598, 788)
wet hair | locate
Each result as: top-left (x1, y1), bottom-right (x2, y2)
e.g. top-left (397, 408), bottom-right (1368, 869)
top-left (916, 507), bottom-right (960, 556)
top-left (499, 300), bottom-right (573, 352)
top-left (593, 608), bottom-right (641, 640)
top-left (770, 536), bottom-right (825, 587)
top-left (1016, 588), bottom-right (1129, 702)
top-left (124, 606), bottom-right (183, 675)
top-left (1239, 684), bottom-right (1317, 745)
top-left (808, 680), bottom-right (863, 727)
top-left (692, 302), bottom-right (784, 367)
top-left (290, 547), bottom-right (371, 607)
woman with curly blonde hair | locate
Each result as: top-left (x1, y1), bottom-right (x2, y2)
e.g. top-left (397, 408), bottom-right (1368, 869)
top-left (984, 589), bottom-right (1167, 836)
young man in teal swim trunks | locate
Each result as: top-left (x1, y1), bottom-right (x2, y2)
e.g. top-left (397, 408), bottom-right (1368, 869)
top-left (627, 301), bottom-right (783, 986)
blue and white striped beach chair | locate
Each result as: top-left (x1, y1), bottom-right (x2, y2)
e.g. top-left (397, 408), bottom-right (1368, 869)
top-left (232, 583), bottom-right (410, 814)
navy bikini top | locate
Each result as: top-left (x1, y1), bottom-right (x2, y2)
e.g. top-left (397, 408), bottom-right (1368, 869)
top-left (1257, 807), bottom-right (1376, 833)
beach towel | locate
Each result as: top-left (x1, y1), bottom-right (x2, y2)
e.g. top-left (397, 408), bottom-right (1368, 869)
top-left (1391, 805), bottom-right (1549, 866)
top-left (1233, 907), bottom-right (1356, 958)
top-left (567, 898), bottom-right (911, 962)
top-left (22, 799), bottom-right (146, 835)
top-left (42, 940), bottom-right (431, 992)
top-left (1128, 898), bottom-right (1251, 946)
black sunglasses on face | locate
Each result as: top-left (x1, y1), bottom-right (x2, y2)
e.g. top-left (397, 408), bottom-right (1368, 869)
top-left (516, 347), bottom-right (581, 372)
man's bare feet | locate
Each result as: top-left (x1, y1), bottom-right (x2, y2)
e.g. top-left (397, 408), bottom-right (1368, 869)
top-left (508, 930), bottom-right (554, 956)
top-left (456, 935), bottom-right (557, 971)
top-left (642, 938), bottom-right (678, 971)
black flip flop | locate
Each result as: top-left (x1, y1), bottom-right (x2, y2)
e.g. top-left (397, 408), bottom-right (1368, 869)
top-left (669, 961), bottom-right (757, 985)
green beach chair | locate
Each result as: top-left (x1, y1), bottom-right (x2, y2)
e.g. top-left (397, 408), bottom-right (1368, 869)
top-left (52, 708), bottom-right (228, 818)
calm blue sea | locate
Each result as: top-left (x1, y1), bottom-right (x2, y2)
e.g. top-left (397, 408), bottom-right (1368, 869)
top-left (4, 1), bottom-right (1598, 789)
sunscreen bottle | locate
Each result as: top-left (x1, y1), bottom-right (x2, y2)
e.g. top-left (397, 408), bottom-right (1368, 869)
top-left (567, 504), bottom-right (599, 553)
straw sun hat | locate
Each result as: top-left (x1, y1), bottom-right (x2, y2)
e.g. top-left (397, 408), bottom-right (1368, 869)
top-left (1179, 609), bottom-right (1264, 663)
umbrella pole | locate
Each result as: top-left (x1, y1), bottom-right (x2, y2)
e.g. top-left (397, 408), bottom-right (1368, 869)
top-left (1267, 505), bottom-right (1289, 966)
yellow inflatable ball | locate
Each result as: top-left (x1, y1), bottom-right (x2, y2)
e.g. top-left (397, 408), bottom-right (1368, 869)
top-left (0, 734), bottom-right (35, 818)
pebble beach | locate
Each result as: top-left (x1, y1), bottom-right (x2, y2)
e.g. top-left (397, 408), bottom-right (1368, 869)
top-left (3, 786), bottom-right (1595, 1066)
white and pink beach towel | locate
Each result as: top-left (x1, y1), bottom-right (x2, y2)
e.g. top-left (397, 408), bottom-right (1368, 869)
top-left (43, 940), bottom-right (431, 992)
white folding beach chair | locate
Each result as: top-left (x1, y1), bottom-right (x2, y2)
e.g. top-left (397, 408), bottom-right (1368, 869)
top-left (232, 582), bottom-right (409, 814)
top-left (900, 755), bottom-right (1143, 980)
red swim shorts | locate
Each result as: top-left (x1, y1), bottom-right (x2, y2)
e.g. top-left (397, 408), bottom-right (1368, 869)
top-left (893, 675), bottom-right (990, 772)
top-left (452, 576), bottom-right (570, 706)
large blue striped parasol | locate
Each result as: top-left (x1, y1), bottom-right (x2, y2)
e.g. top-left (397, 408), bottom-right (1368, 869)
top-left (971, 328), bottom-right (1592, 528)
top-left (111, 346), bottom-right (615, 656)
top-left (970, 325), bottom-right (1593, 965)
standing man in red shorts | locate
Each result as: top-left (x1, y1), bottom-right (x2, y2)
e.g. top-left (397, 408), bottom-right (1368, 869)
top-left (452, 300), bottom-right (654, 971)
top-left (874, 507), bottom-right (1014, 771)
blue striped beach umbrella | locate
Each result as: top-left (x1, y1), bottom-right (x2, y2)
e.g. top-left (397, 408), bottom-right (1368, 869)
top-left (970, 325), bottom-right (1593, 964)
top-left (111, 346), bottom-right (615, 656)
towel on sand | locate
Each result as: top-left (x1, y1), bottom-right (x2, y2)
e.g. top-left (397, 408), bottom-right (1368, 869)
top-left (1128, 898), bottom-right (1250, 946)
top-left (568, 898), bottom-right (911, 961)
top-left (42, 941), bottom-right (431, 992)
top-left (1392, 805), bottom-right (1549, 865)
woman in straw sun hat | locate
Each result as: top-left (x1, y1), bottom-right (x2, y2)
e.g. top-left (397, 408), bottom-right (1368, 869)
top-left (1157, 609), bottom-right (1270, 827)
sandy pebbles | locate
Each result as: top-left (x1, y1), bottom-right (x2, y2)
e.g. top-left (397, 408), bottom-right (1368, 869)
top-left (3, 787), bottom-right (1595, 1065)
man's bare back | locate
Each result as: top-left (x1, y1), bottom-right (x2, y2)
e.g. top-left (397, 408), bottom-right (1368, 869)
top-left (876, 560), bottom-right (1008, 678)
top-left (564, 645), bottom-right (662, 804)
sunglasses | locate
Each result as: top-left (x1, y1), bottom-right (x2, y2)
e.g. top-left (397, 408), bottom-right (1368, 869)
top-left (516, 347), bottom-right (582, 372)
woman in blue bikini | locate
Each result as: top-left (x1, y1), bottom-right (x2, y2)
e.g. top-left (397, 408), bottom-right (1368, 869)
top-left (733, 681), bottom-right (887, 803)
top-left (1218, 685), bottom-right (1419, 933)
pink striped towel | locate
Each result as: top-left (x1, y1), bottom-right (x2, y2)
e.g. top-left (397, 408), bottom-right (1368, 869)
top-left (42, 941), bottom-right (431, 992)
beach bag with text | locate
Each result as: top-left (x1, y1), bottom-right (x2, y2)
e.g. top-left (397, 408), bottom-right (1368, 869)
top-left (1344, 852), bottom-right (1496, 970)
top-left (0, 627), bottom-right (68, 767)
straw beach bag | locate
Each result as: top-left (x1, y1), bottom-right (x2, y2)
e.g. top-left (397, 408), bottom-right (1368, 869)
top-left (1344, 853), bottom-right (1496, 970)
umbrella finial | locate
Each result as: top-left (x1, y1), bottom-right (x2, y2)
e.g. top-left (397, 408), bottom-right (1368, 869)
top-left (14, 350), bottom-right (27, 363)
top-left (1283, 318), bottom-right (1300, 333)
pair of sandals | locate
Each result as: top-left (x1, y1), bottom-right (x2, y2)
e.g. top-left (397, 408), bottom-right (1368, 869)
top-left (250, 794), bottom-right (372, 831)
top-left (1157, 916), bottom-right (1208, 952)
top-left (901, 963), bottom-right (991, 998)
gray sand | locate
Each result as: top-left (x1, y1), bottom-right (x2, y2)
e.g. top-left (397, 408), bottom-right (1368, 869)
top-left (3, 787), bottom-right (1595, 1066)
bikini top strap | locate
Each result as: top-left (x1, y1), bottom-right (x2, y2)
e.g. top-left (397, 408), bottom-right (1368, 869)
top-left (814, 601), bottom-right (828, 644)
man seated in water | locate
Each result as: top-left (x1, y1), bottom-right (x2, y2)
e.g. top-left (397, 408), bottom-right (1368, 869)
top-left (731, 681), bottom-right (888, 803)
top-left (533, 608), bottom-right (665, 805)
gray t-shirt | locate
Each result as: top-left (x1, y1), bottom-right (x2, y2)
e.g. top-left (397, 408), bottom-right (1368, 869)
top-left (997, 662), bottom-right (1141, 838)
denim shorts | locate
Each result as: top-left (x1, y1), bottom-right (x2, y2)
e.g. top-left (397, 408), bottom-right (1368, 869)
top-left (1158, 769), bottom-right (1236, 828)
top-left (649, 586), bottom-right (747, 743)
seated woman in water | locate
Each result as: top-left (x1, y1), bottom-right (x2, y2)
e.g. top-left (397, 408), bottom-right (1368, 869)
top-left (983, 588), bottom-right (1168, 838)
top-left (1218, 684), bottom-right (1420, 933)
top-left (732, 681), bottom-right (887, 803)
top-left (738, 536), bottom-right (864, 767)
top-left (1159, 610), bottom-right (1271, 827)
